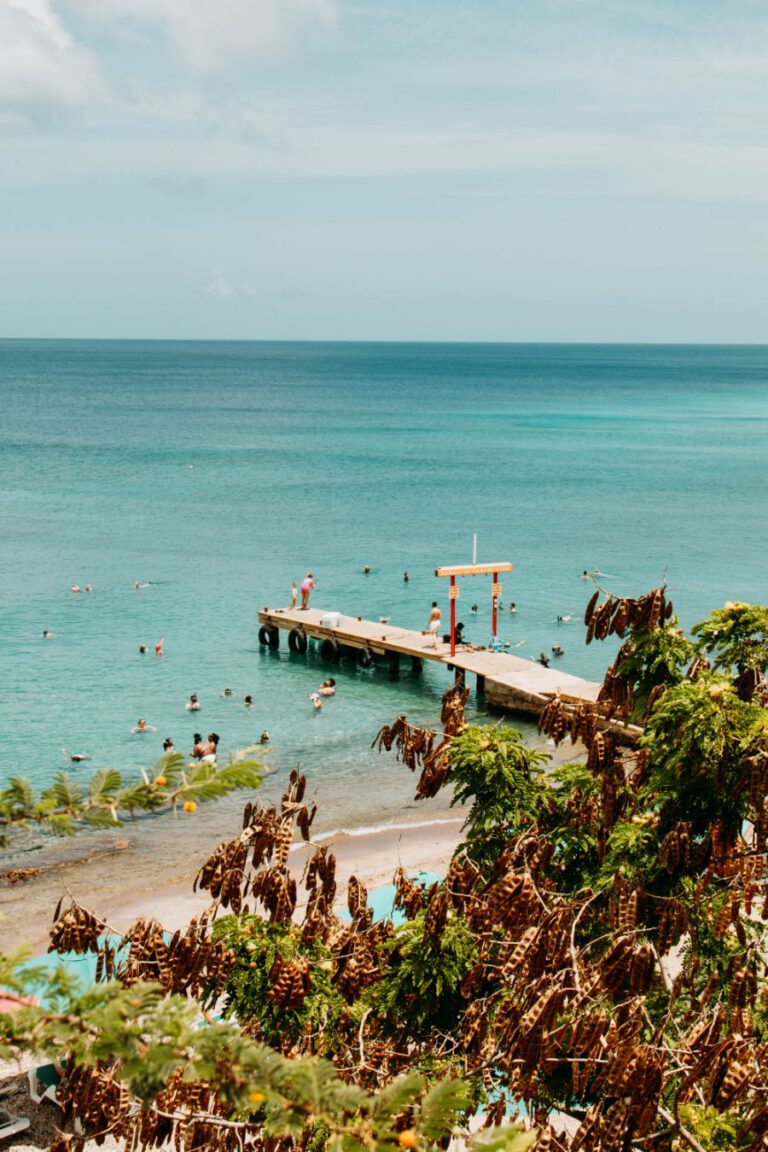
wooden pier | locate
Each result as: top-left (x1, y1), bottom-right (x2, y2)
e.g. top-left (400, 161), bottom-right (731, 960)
top-left (257, 606), bottom-right (604, 720)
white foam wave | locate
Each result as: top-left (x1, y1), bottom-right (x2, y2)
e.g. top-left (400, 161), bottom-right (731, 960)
top-left (287, 815), bottom-right (463, 850)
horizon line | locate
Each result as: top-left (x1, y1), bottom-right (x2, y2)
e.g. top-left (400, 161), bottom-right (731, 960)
top-left (1, 337), bottom-right (767, 348)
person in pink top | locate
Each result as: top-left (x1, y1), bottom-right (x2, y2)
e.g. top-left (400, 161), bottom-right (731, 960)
top-left (300, 573), bottom-right (315, 610)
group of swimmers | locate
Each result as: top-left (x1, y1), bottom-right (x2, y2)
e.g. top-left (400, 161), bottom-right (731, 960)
top-left (138, 638), bottom-right (164, 656)
top-left (184, 690), bottom-right (257, 710)
top-left (364, 568), bottom-right (410, 581)
top-left (191, 733), bottom-right (219, 761)
top-left (538, 643), bottom-right (565, 667)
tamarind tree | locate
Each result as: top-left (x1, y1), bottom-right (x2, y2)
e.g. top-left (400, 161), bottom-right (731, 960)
top-left (2, 589), bottom-right (768, 1152)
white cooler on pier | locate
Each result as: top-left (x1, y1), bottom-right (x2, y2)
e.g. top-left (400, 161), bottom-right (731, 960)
top-left (321, 612), bottom-right (342, 629)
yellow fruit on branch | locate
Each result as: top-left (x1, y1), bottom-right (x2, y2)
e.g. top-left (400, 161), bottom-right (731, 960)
top-left (183, 801), bottom-right (197, 813)
top-left (154, 775), bottom-right (167, 786)
top-left (398, 1131), bottom-right (419, 1149)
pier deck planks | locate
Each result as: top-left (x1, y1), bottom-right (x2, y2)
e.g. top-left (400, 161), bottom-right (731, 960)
top-left (258, 606), bottom-right (601, 716)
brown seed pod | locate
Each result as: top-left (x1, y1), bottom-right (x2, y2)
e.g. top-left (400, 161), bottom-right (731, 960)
top-left (584, 588), bottom-right (600, 627)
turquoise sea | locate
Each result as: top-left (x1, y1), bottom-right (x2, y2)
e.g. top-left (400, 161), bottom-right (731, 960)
top-left (2, 341), bottom-right (767, 842)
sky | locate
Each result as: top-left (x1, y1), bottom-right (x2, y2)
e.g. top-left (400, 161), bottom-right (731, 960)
top-left (2, 0), bottom-right (768, 341)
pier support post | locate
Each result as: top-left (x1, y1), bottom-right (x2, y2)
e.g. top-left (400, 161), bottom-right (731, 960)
top-left (454, 666), bottom-right (465, 688)
top-left (387, 653), bottom-right (400, 680)
top-left (411, 656), bottom-right (423, 676)
top-left (476, 674), bottom-right (485, 695)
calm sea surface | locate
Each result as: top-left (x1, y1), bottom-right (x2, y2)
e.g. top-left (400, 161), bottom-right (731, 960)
top-left (2, 341), bottom-right (767, 840)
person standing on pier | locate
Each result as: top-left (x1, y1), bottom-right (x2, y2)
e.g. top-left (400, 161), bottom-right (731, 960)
top-left (300, 572), bottom-right (315, 610)
top-left (290, 581), bottom-right (298, 609)
top-left (423, 602), bottom-right (442, 648)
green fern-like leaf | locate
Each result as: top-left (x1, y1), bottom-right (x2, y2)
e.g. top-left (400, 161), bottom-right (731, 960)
top-left (43, 771), bottom-right (85, 810)
top-left (416, 1078), bottom-right (468, 1140)
top-left (46, 812), bottom-right (77, 837)
top-left (468, 1126), bottom-right (536, 1152)
top-left (1, 776), bottom-right (39, 817)
top-left (88, 768), bottom-right (122, 801)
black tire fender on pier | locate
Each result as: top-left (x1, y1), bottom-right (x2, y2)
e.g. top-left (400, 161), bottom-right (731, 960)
top-left (258, 625), bottom-right (280, 649)
top-left (288, 628), bottom-right (308, 654)
top-left (319, 637), bottom-right (341, 663)
top-left (357, 646), bottom-right (374, 669)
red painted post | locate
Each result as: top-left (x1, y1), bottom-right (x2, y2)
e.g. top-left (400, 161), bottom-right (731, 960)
top-left (492, 571), bottom-right (498, 642)
top-left (450, 575), bottom-right (456, 657)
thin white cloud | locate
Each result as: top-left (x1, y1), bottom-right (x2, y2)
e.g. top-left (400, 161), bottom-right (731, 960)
top-left (70, 0), bottom-right (338, 70)
top-left (0, 0), bottom-right (104, 125)
top-left (205, 271), bottom-right (235, 298)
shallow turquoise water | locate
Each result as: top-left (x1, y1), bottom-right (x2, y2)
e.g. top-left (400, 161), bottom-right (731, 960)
top-left (2, 341), bottom-right (767, 830)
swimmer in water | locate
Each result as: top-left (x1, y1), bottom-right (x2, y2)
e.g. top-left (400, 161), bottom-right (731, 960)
top-left (557, 614), bottom-right (574, 623)
top-left (509, 602), bottom-right (517, 614)
top-left (244, 694), bottom-right (253, 706)
top-left (552, 643), bottom-right (564, 657)
top-left (42, 630), bottom-right (56, 639)
top-left (191, 733), bottom-right (206, 759)
top-left (162, 737), bottom-right (175, 753)
top-left (84, 584), bottom-right (93, 593)
top-left (132, 718), bottom-right (156, 734)
top-left (317, 678), bottom-right (336, 697)
top-left (186, 694), bottom-right (200, 711)
top-left (71, 584), bottom-right (81, 593)
top-left (201, 733), bottom-right (219, 763)
top-left (471, 604), bottom-right (478, 614)
top-left (538, 652), bottom-right (550, 668)
top-left (61, 748), bottom-right (91, 763)
top-left (222, 687), bottom-right (233, 697)
top-left (259, 731), bottom-right (270, 744)
top-left (310, 693), bottom-right (323, 710)
top-left (403, 571), bottom-right (409, 582)
top-left (155, 637), bottom-right (164, 656)
top-left (580, 570), bottom-right (589, 580)
top-left (363, 565), bottom-right (371, 575)
top-left (139, 644), bottom-right (147, 654)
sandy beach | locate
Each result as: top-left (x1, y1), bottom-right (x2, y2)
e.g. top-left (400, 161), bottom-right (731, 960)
top-left (1, 806), bottom-right (464, 955)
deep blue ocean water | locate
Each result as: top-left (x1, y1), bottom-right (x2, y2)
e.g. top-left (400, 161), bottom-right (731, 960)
top-left (2, 341), bottom-right (767, 834)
